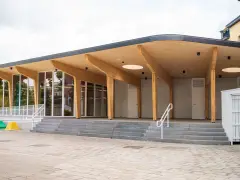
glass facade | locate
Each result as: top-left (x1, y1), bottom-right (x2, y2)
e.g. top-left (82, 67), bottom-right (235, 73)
top-left (64, 74), bottom-right (74, 116)
top-left (45, 72), bottom-right (52, 116)
top-left (87, 82), bottom-right (94, 116)
top-left (4, 81), bottom-right (9, 107)
top-left (0, 71), bottom-right (107, 117)
top-left (53, 71), bottom-right (63, 116)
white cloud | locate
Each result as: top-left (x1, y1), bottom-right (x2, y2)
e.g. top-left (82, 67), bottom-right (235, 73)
top-left (0, 0), bottom-right (239, 64)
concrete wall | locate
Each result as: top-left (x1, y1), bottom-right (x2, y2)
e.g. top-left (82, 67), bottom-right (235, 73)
top-left (215, 78), bottom-right (237, 119)
top-left (114, 77), bottom-right (238, 119)
top-left (114, 80), bottom-right (128, 118)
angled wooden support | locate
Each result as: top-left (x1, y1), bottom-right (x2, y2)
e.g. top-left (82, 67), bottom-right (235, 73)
top-left (138, 45), bottom-right (172, 120)
top-left (206, 47), bottom-right (218, 122)
top-left (15, 66), bottom-right (39, 108)
top-left (51, 60), bottom-right (106, 86)
top-left (85, 54), bottom-right (141, 120)
top-left (0, 71), bottom-right (13, 109)
top-left (85, 54), bottom-right (141, 87)
top-left (137, 45), bottom-right (172, 87)
top-left (51, 60), bottom-right (107, 119)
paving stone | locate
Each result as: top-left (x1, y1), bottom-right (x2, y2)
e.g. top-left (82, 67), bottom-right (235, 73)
top-left (0, 131), bottom-right (239, 180)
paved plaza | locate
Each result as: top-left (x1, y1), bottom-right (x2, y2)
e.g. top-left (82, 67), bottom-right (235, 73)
top-left (0, 131), bottom-right (240, 180)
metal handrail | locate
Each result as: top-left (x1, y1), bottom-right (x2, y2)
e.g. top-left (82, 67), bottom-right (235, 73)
top-left (30, 104), bottom-right (45, 128)
top-left (156, 103), bottom-right (173, 139)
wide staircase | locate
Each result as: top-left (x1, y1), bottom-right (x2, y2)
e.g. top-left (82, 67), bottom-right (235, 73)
top-left (32, 117), bottom-right (230, 145)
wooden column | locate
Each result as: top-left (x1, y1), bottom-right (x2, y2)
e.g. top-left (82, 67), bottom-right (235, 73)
top-left (169, 86), bottom-right (173, 119)
top-left (205, 83), bottom-right (209, 119)
top-left (210, 70), bottom-right (216, 122)
top-left (34, 76), bottom-right (39, 109)
top-left (152, 73), bottom-right (158, 120)
top-left (107, 76), bottom-right (114, 120)
top-left (74, 77), bottom-right (81, 119)
top-left (137, 86), bottom-right (142, 118)
top-left (206, 47), bottom-right (218, 122)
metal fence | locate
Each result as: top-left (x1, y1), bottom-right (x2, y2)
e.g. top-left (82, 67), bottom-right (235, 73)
top-left (0, 105), bottom-right (43, 117)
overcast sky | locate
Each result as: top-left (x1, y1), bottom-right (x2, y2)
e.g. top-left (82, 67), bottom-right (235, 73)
top-left (0, 0), bottom-right (239, 64)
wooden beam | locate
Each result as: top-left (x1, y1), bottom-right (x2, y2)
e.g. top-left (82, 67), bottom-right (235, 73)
top-left (206, 47), bottom-right (218, 85)
top-left (205, 47), bottom-right (218, 122)
top-left (137, 86), bottom-right (142, 118)
top-left (85, 54), bottom-right (141, 87)
top-left (137, 45), bottom-right (172, 87)
top-left (15, 66), bottom-right (39, 108)
top-left (0, 71), bottom-right (12, 109)
top-left (74, 77), bottom-right (81, 119)
top-left (152, 73), bottom-right (158, 120)
top-left (107, 76), bottom-right (114, 120)
top-left (211, 70), bottom-right (216, 122)
top-left (51, 60), bottom-right (106, 86)
top-left (0, 71), bottom-right (12, 82)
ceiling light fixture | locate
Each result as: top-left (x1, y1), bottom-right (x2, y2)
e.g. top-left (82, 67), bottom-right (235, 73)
top-left (122, 65), bottom-right (143, 70)
top-left (222, 67), bottom-right (240, 73)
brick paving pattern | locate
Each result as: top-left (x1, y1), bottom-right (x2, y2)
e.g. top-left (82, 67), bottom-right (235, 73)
top-left (0, 131), bottom-right (239, 180)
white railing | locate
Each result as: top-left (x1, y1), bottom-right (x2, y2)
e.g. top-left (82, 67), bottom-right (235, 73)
top-left (0, 104), bottom-right (45, 129)
top-left (156, 103), bottom-right (173, 139)
top-left (0, 105), bottom-right (36, 117)
top-left (28, 104), bottom-right (45, 128)
top-left (221, 88), bottom-right (240, 145)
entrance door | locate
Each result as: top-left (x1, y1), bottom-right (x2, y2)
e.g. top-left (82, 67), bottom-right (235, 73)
top-left (192, 78), bottom-right (205, 119)
top-left (127, 85), bottom-right (138, 118)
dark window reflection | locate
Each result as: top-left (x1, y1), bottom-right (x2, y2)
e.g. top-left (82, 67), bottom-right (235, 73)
top-left (64, 74), bottom-right (74, 116)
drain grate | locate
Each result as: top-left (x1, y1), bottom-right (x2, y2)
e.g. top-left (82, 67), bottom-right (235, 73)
top-left (0, 140), bottom-right (12, 142)
top-left (30, 144), bottom-right (51, 147)
top-left (161, 146), bottom-right (188, 150)
top-left (123, 145), bottom-right (143, 149)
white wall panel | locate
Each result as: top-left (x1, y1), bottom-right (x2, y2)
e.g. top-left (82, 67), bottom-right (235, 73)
top-left (114, 80), bottom-right (128, 118)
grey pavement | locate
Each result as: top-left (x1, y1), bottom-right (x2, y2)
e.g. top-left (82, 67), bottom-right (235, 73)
top-left (0, 130), bottom-right (240, 180)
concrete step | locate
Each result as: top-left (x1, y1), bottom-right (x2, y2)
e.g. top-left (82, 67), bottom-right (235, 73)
top-left (146, 134), bottom-right (228, 141)
top-left (145, 130), bottom-right (226, 136)
top-left (146, 137), bottom-right (230, 145)
top-left (149, 128), bottom-right (225, 133)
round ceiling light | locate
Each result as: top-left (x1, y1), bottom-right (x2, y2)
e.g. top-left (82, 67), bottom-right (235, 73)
top-left (222, 67), bottom-right (240, 73)
top-left (122, 65), bottom-right (143, 70)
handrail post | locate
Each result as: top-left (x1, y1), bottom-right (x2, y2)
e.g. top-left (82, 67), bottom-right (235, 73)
top-left (161, 125), bottom-right (163, 139)
top-left (167, 112), bottom-right (169, 128)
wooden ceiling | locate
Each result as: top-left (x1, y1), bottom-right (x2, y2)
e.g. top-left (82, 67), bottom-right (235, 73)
top-left (1, 40), bottom-right (240, 78)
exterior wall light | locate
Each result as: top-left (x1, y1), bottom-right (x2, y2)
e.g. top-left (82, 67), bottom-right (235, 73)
top-left (222, 67), bottom-right (240, 73)
top-left (122, 65), bottom-right (143, 70)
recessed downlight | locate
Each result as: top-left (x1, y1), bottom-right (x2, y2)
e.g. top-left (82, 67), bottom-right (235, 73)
top-left (222, 67), bottom-right (240, 73)
top-left (122, 65), bottom-right (143, 70)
